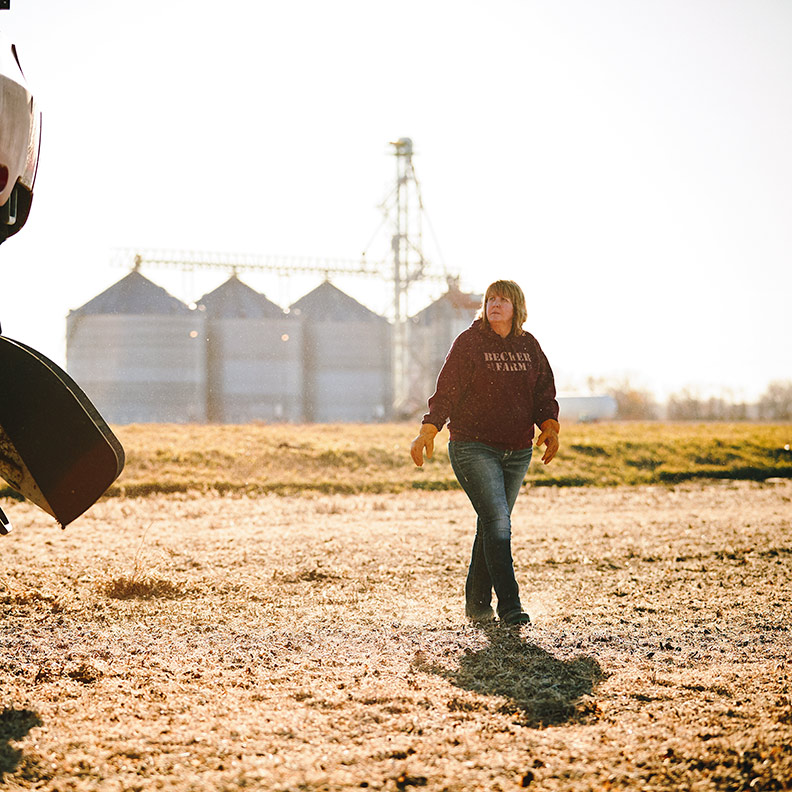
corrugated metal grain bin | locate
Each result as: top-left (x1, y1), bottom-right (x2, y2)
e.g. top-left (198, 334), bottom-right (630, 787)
top-left (66, 270), bottom-right (206, 423)
top-left (198, 275), bottom-right (302, 422)
top-left (407, 284), bottom-right (481, 412)
top-left (290, 281), bottom-right (392, 422)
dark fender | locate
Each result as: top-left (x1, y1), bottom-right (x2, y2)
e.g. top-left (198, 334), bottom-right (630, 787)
top-left (0, 336), bottom-right (124, 527)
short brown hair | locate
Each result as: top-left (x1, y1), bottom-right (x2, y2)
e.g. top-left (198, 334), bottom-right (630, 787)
top-left (476, 280), bottom-right (527, 336)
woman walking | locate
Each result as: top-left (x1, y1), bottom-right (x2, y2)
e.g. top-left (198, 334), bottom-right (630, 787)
top-left (410, 279), bottom-right (560, 627)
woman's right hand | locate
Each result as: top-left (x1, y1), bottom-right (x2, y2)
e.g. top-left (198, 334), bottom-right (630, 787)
top-left (410, 423), bottom-right (439, 467)
top-left (536, 418), bottom-right (560, 464)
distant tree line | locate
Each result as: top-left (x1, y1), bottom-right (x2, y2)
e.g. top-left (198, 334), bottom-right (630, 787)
top-left (588, 378), bottom-right (792, 421)
top-left (755, 381), bottom-right (792, 421)
top-left (666, 390), bottom-right (750, 421)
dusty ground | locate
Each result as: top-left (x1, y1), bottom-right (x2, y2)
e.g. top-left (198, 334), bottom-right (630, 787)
top-left (1, 480), bottom-right (791, 791)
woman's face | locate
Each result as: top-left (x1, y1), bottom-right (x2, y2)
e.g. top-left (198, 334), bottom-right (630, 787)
top-left (486, 293), bottom-right (514, 328)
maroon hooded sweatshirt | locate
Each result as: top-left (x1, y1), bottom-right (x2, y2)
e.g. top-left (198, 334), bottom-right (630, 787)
top-left (422, 319), bottom-right (559, 450)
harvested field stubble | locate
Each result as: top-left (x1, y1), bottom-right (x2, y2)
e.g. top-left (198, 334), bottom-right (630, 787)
top-left (1, 479), bottom-right (792, 790)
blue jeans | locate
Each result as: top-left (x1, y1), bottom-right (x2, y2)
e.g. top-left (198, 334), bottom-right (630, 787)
top-left (448, 441), bottom-right (533, 620)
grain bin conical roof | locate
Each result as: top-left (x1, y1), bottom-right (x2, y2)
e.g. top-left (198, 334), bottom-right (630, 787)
top-left (411, 283), bottom-right (481, 325)
top-left (69, 270), bottom-right (192, 316)
top-left (197, 275), bottom-right (284, 319)
top-left (289, 281), bottom-right (385, 322)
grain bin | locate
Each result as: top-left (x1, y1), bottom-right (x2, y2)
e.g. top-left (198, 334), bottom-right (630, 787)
top-left (407, 284), bottom-right (481, 413)
top-left (66, 270), bottom-right (206, 423)
top-left (198, 275), bottom-right (302, 422)
top-left (290, 281), bottom-right (392, 422)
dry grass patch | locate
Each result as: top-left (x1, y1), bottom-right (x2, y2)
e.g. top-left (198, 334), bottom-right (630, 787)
top-left (96, 573), bottom-right (186, 601)
top-left (93, 525), bottom-right (190, 601)
top-left (89, 422), bottom-right (792, 497)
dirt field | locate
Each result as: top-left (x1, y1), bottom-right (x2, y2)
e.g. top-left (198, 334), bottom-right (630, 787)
top-left (2, 480), bottom-right (791, 791)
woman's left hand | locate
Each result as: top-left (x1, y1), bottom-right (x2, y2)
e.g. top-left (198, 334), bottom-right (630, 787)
top-left (536, 419), bottom-right (560, 464)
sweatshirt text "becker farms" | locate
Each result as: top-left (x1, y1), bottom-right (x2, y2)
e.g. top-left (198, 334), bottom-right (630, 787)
top-left (483, 351), bottom-right (533, 372)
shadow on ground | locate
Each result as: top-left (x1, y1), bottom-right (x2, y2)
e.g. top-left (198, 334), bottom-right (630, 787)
top-left (417, 626), bottom-right (603, 727)
top-left (0, 708), bottom-right (42, 778)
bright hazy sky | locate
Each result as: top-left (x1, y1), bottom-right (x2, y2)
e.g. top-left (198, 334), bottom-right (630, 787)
top-left (0, 0), bottom-right (789, 401)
